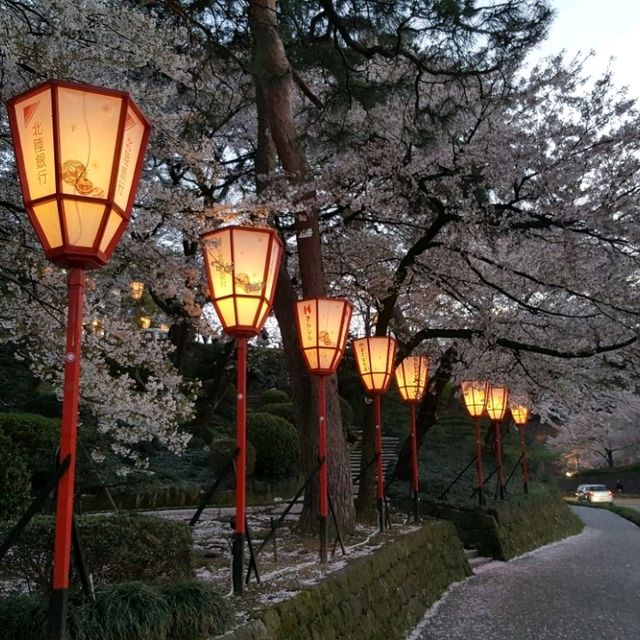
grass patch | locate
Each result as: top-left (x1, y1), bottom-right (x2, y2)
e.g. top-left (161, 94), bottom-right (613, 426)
top-left (0, 581), bottom-right (232, 640)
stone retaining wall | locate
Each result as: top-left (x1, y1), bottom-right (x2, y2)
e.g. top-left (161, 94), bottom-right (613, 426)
top-left (424, 495), bottom-right (583, 560)
top-left (218, 520), bottom-right (471, 640)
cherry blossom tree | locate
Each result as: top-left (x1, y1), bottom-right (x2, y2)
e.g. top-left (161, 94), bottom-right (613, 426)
top-left (5, 1), bottom-right (640, 529)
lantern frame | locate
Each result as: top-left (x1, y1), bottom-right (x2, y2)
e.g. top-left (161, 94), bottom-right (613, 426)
top-left (461, 380), bottom-right (489, 418)
top-left (295, 297), bottom-right (352, 375)
top-left (201, 225), bottom-right (283, 338)
top-left (7, 79), bottom-right (151, 269)
top-left (486, 385), bottom-right (509, 421)
top-left (395, 355), bottom-right (429, 403)
top-left (510, 403), bottom-right (530, 426)
top-left (353, 336), bottom-right (397, 393)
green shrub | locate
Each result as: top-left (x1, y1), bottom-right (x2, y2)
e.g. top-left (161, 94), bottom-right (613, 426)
top-left (260, 401), bottom-right (296, 425)
top-left (0, 513), bottom-right (193, 595)
top-left (0, 431), bottom-right (31, 520)
top-left (247, 412), bottom-right (299, 478)
top-left (209, 436), bottom-right (256, 481)
top-left (261, 388), bottom-right (289, 404)
top-left (0, 581), bottom-right (232, 640)
top-left (0, 412), bottom-right (60, 490)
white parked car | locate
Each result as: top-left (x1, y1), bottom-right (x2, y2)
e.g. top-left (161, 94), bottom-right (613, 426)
top-left (575, 484), bottom-right (613, 503)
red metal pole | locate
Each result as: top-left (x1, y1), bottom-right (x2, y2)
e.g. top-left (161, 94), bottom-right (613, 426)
top-left (318, 375), bottom-right (328, 563)
top-left (232, 336), bottom-right (248, 594)
top-left (49, 267), bottom-right (85, 639)
top-left (410, 403), bottom-right (420, 522)
top-left (495, 420), bottom-right (505, 500)
top-left (520, 426), bottom-right (529, 494)
top-left (474, 417), bottom-right (484, 506)
top-left (374, 393), bottom-right (385, 532)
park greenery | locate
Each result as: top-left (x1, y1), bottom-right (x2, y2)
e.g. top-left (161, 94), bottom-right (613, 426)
top-left (1, 0), bottom-right (640, 593)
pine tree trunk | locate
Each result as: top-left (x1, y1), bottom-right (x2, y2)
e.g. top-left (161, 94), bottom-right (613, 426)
top-left (249, 0), bottom-right (355, 533)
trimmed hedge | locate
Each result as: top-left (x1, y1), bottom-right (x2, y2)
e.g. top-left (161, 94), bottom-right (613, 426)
top-left (0, 431), bottom-right (31, 520)
top-left (261, 389), bottom-right (290, 404)
top-left (0, 513), bottom-right (193, 595)
top-left (0, 581), bottom-right (232, 640)
top-left (247, 412), bottom-right (299, 478)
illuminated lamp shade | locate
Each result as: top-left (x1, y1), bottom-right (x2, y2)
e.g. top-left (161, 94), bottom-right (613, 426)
top-left (486, 385), bottom-right (509, 421)
top-left (201, 226), bottom-right (283, 336)
top-left (353, 336), bottom-right (397, 393)
top-left (510, 403), bottom-right (530, 426)
top-left (461, 380), bottom-right (489, 418)
top-left (7, 80), bottom-right (150, 269)
top-left (130, 280), bottom-right (144, 300)
top-left (295, 298), bottom-right (352, 375)
top-left (395, 355), bottom-right (429, 403)
top-left (138, 315), bottom-right (151, 329)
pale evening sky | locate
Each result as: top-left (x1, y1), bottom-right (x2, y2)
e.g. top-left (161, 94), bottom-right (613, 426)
top-left (535, 0), bottom-right (640, 100)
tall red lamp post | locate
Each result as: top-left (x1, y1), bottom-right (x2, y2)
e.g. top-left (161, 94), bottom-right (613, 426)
top-left (461, 380), bottom-right (489, 506)
top-left (353, 336), bottom-right (397, 532)
top-left (486, 385), bottom-right (509, 500)
top-left (510, 402), bottom-right (531, 494)
top-left (7, 80), bottom-right (151, 639)
top-left (201, 225), bottom-right (283, 593)
top-left (394, 355), bottom-right (429, 522)
top-left (295, 297), bottom-right (352, 562)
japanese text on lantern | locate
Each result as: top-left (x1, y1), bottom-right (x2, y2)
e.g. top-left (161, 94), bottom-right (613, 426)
top-left (117, 135), bottom-right (133, 197)
top-left (32, 121), bottom-right (47, 185)
top-left (304, 304), bottom-right (313, 342)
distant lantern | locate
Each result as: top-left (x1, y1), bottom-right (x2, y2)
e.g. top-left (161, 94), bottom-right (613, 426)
top-left (294, 296), bottom-right (352, 562)
top-left (138, 315), bottom-right (151, 329)
top-left (486, 385), bottom-right (509, 421)
top-left (353, 336), bottom-right (397, 393)
top-left (395, 355), bottom-right (429, 403)
top-left (7, 80), bottom-right (150, 269)
top-left (461, 380), bottom-right (489, 418)
top-left (130, 280), bottom-right (144, 300)
top-left (395, 354), bottom-right (429, 522)
top-left (510, 403), bottom-right (530, 426)
top-left (353, 335), bottom-right (397, 532)
top-left (201, 225), bottom-right (283, 337)
top-left (295, 298), bottom-right (352, 375)
top-left (200, 224), bottom-right (283, 595)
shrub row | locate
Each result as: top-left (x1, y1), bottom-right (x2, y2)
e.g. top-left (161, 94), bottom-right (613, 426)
top-left (0, 580), bottom-right (232, 640)
top-left (0, 513), bottom-right (192, 595)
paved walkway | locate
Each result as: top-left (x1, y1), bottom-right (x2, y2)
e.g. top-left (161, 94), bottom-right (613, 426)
top-left (407, 507), bottom-right (640, 640)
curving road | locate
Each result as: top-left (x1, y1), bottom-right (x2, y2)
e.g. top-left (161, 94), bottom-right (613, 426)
top-left (407, 507), bottom-right (640, 640)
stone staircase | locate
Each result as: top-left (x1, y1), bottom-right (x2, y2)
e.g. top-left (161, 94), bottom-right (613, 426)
top-left (464, 547), bottom-right (494, 573)
top-left (350, 435), bottom-right (400, 494)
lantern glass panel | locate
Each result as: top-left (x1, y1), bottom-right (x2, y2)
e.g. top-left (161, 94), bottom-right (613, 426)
top-left (395, 356), bottom-right (429, 403)
top-left (461, 380), bottom-right (489, 418)
top-left (98, 211), bottom-right (125, 254)
top-left (114, 106), bottom-right (146, 211)
top-left (32, 200), bottom-right (63, 249)
top-left (10, 86), bottom-right (55, 201)
top-left (62, 200), bottom-right (106, 247)
top-left (58, 87), bottom-right (121, 199)
top-left (486, 386), bottom-right (509, 421)
top-left (353, 336), bottom-right (396, 393)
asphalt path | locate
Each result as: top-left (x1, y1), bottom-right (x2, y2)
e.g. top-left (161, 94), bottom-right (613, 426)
top-left (407, 506), bottom-right (640, 640)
